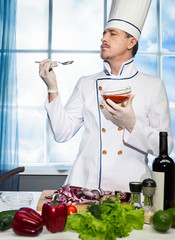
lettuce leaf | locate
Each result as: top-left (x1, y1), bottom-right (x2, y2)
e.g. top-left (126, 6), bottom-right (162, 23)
top-left (66, 196), bottom-right (144, 240)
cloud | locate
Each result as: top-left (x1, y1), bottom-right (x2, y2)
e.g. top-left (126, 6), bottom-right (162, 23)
top-left (169, 101), bottom-right (175, 109)
top-left (146, 42), bottom-right (157, 52)
top-left (168, 4), bottom-right (175, 20)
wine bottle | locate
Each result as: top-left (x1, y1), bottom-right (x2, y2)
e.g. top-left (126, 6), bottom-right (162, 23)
top-left (152, 132), bottom-right (175, 210)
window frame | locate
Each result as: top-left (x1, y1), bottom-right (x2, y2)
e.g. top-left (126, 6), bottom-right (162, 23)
top-left (15, 0), bottom-right (175, 169)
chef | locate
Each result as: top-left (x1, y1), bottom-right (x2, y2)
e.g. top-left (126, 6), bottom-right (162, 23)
top-left (39, 0), bottom-right (173, 192)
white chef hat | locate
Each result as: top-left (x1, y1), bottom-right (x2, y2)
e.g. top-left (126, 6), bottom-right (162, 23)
top-left (105, 0), bottom-right (152, 40)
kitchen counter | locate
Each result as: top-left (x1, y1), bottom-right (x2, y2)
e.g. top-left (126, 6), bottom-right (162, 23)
top-left (0, 191), bottom-right (175, 240)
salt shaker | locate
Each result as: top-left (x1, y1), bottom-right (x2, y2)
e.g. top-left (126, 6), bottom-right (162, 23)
top-left (129, 182), bottom-right (142, 210)
top-left (142, 178), bottom-right (156, 224)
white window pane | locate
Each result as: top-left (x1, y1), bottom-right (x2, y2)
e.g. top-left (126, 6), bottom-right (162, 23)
top-left (162, 57), bottom-right (175, 103)
top-left (52, 0), bottom-right (103, 50)
top-left (169, 109), bottom-right (175, 160)
top-left (17, 53), bottom-right (48, 107)
top-left (162, 57), bottom-right (175, 159)
top-left (48, 53), bottom-right (102, 165)
top-left (134, 55), bottom-right (157, 76)
top-left (107, 0), bottom-right (112, 14)
top-left (48, 126), bottom-right (84, 167)
top-left (16, 0), bottom-right (48, 49)
top-left (51, 53), bottom-right (103, 104)
top-left (18, 109), bottom-right (47, 165)
top-left (139, 0), bottom-right (158, 52)
top-left (162, 0), bottom-right (175, 52)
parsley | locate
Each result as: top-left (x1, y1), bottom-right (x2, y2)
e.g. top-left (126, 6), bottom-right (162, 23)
top-left (87, 203), bottom-right (103, 220)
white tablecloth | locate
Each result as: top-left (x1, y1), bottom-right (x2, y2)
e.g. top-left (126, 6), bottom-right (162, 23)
top-left (0, 191), bottom-right (175, 240)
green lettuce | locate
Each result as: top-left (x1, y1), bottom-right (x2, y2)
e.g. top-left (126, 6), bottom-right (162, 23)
top-left (66, 197), bottom-right (144, 240)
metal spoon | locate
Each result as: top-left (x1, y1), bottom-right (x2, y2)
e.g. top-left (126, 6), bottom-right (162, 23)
top-left (35, 60), bottom-right (74, 65)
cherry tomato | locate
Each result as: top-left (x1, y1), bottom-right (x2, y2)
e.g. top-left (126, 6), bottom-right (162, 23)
top-left (67, 205), bottom-right (77, 215)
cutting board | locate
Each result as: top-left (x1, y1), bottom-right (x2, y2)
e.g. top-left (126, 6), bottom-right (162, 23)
top-left (36, 190), bottom-right (89, 211)
top-left (37, 190), bottom-right (55, 211)
top-left (36, 190), bottom-right (129, 211)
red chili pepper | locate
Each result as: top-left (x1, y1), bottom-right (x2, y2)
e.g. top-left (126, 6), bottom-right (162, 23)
top-left (42, 194), bottom-right (67, 233)
top-left (12, 207), bottom-right (43, 236)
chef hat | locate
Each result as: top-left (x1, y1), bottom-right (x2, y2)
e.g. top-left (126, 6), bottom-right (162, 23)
top-left (105, 0), bottom-right (152, 40)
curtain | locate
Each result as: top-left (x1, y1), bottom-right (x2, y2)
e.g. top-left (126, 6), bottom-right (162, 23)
top-left (0, 0), bottom-right (19, 190)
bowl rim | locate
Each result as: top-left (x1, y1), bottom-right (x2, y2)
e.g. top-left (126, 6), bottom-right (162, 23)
top-left (101, 86), bottom-right (131, 95)
top-left (1, 192), bottom-right (33, 203)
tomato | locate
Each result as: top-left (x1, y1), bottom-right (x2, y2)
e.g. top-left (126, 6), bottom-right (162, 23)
top-left (67, 205), bottom-right (77, 216)
top-left (152, 210), bottom-right (172, 232)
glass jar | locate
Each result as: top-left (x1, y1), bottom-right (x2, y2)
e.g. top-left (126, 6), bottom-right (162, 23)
top-left (129, 182), bottom-right (142, 210)
top-left (142, 178), bottom-right (156, 224)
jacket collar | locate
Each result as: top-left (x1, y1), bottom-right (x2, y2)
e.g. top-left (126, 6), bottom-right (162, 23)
top-left (104, 58), bottom-right (137, 78)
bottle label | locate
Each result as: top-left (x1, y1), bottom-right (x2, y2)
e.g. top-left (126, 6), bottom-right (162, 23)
top-left (152, 171), bottom-right (165, 211)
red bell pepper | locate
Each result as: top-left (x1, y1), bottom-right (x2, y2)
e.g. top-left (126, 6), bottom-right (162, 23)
top-left (12, 207), bottom-right (43, 236)
top-left (42, 194), bottom-right (67, 233)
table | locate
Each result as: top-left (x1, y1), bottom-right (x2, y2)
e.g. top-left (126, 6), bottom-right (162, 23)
top-left (0, 191), bottom-right (175, 239)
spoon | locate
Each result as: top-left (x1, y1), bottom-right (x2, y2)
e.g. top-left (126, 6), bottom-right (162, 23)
top-left (35, 60), bottom-right (74, 65)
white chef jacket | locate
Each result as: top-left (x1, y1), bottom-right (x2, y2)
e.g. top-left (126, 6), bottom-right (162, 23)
top-left (45, 59), bottom-right (173, 192)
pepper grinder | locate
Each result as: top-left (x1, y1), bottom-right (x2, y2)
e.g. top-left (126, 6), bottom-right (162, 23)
top-left (142, 178), bottom-right (156, 224)
top-left (129, 182), bottom-right (142, 210)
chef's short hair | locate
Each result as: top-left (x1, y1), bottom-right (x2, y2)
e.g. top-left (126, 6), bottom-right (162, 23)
top-left (125, 32), bottom-right (138, 57)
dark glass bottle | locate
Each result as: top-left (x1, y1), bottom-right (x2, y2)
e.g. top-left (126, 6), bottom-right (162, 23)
top-left (152, 132), bottom-right (175, 210)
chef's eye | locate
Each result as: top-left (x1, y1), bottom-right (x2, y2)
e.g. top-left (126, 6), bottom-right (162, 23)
top-left (103, 30), bottom-right (106, 36)
top-left (111, 31), bottom-right (117, 36)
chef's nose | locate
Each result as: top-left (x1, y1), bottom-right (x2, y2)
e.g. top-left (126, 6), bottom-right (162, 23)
top-left (101, 35), bottom-right (106, 43)
top-left (101, 31), bottom-right (108, 43)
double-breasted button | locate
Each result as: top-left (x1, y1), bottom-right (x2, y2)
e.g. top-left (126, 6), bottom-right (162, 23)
top-left (121, 103), bottom-right (125, 107)
top-left (118, 150), bottom-right (122, 155)
top-left (102, 128), bottom-right (106, 133)
top-left (100, 104), bottom-right (104, 109)
top-left (98, 86), bottom-right (102, 91)
top-left (102, 150), bottom-right (107, 155)
top-left (118, 126), bottom-right (123, 131)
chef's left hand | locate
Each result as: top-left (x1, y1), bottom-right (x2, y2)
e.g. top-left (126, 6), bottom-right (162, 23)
top-left (102, 94), bottom-right (136, 133)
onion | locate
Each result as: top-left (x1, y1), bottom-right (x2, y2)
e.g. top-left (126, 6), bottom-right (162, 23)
top-left (45, 184), bottom-right (106, 205)
top-left (91, 189), bottom-right (101, 199)
top-left (77, 199), bottom-right (99, 204)
top-left (72, 188), bottom-right (83, 199)
top-left (99, 188), bottom-right (105, 197)
top-left (82, 188), bottom-right (95, 199)
top-left (116, 191), bottom-right (127, 200)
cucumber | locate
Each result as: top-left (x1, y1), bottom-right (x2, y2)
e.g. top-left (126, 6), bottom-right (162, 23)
top-left (0, 210), bottom-right (18, 231)
top-left (0, 216), bottom-right (14, 231)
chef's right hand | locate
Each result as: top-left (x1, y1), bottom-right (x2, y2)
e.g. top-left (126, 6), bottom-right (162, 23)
top-left (39, 59), bottom-right (58, 91)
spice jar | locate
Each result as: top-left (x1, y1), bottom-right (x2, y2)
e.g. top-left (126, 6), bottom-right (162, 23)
top-left (129, 182), bottom-right (142, 210)
top-left (142, 178), bottom-right (156, 224)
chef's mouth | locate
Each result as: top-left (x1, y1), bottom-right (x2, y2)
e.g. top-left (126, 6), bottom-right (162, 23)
top-left (101, 44), bottom-right (110, 49)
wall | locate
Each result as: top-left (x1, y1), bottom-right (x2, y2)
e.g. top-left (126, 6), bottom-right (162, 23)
top-left (19, 174), bottom-right (67, 191)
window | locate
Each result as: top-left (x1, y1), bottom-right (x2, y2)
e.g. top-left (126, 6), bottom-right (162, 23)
top-left (16, 0), bottom-right (175, 170)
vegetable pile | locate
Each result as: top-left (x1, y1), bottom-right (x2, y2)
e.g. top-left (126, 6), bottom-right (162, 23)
top-left (66, 196), bottom-right (144, 240)
top-left (46, 184), bottom-right (105, 205)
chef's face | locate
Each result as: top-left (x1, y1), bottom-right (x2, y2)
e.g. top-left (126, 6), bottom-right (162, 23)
top-left (100, 28), bottom-right (134, 62)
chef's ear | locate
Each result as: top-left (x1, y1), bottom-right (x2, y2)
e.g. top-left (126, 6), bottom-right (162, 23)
top-left (128, 37), bottom-right (137, 51)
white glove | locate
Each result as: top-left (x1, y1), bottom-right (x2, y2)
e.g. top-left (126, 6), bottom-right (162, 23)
top-left (102, 94), bottom-right (136, 132)
top-left (39, 59), bottom-right (58, 92)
